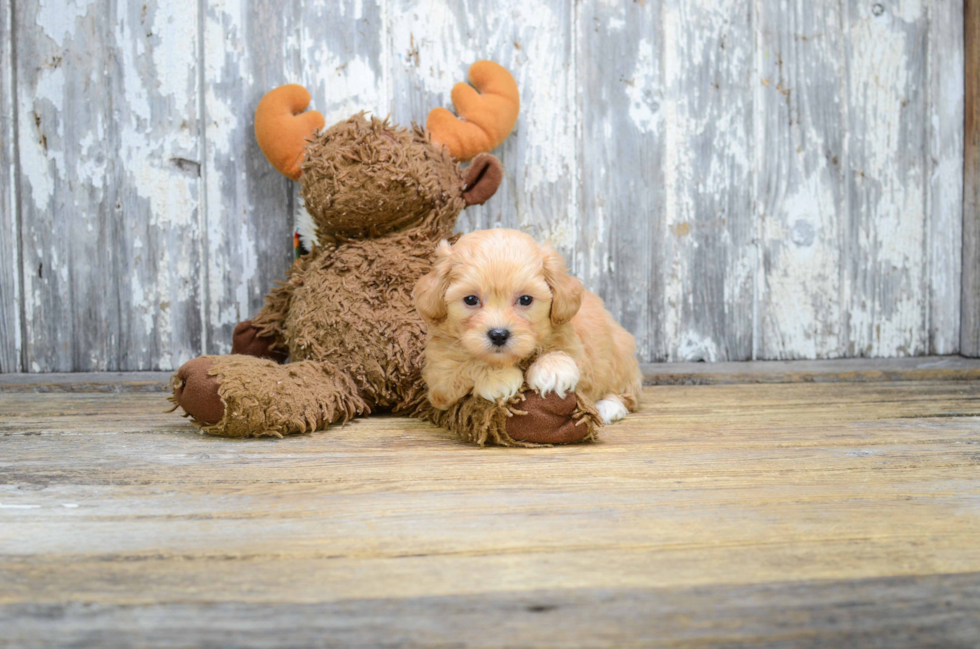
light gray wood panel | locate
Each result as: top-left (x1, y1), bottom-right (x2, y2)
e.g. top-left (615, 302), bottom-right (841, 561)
top-left (964, 0), bottom-right (980, 357)
top-left (843, 0), bottom-right (930, 357)
top-left (928, 0), bottom-right (964, 355)
top-left (108, 0), bottom-right (204, 370)
top-left (1, 0), bottom-right (970, 370)
top-left (15, 0), bottom-right (203, 372)
top-left (660, 0), bottom-right (755, 361)
top-left (757, 0), bottom-right (845, 360)
top-left (15, 0), bottom-right (112, 372)
top-left (296, 0), bottom-right (388, 128)
top-left (387, 0), bottom-right (578, 262)
top-left (0, 0), bottom-right (20, 372)
top-left (576, 0), bottom-right (664, 362)
top-left (201, 0), bottom-right (299, 355)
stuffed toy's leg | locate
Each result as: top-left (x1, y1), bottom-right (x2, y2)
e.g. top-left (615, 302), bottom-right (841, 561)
top-left (427, 390), bottom-right (601, 447)
top-left (170, 355), bottom-right (367, 438)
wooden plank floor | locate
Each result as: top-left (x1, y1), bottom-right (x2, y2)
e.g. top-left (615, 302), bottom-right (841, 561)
top-left (2, 378), bottom-right (980, 646)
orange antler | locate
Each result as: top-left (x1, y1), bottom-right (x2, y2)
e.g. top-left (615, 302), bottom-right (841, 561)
top-left (254, 85), bottom-right (325, 181)
top-left (426, 61), bottom-right (520, 161)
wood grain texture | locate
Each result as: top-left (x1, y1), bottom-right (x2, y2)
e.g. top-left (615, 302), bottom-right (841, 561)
top-left (965, 0), bottom-right (980, 357)
top-left (1, 0), bottom-right (969, 370)
top-left (660, 0), bottom-right (755, 362)
top-left (928, 0), bottom-right (964, 355)
top-left (843, 0), bottom-right (930, 357)
top-left (15, 0), bottom-right (109, 372)
top-left (3, 575), bottom-right (980, 648)
top-left (110, 0), bottom-right (205, 371)
top-left (298, 0), bottom-right (388, 128)
top-left (1, 381), bottom-right (979, 645)
top-left (757, 0), bottom-right (845, 360)
top-left (14, 0), bottom-right (204, 372)
top-left (0, 0), bottom-right (20, 373)
top-left (576, 0), bottom-right (664, 362)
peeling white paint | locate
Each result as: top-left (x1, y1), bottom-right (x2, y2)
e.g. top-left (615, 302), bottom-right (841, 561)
top-left (845, 3), bottom-right (927, 356)
top-left (626, 38), bottom-right (658, 134)
top-left (5, 0), bottom-right (966, 370)
top-left (662, 0), bottom-right (754, 360)
top-left (675, 332), bottom-right (719, 363)
top-left (204, 1), bottom-right (252, 337)
top-left (35, 0), bottom-right (95, 47)
top-left (18, 65), bottom-right (65, 211)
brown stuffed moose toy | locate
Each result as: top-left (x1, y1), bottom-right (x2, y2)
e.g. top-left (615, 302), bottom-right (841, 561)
top-left (170, 61), bottom-right (600, 446)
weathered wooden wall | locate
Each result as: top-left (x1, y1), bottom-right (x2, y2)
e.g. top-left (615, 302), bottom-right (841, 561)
top-left (965, 0), bottom-right (980, 356)
top-left (0, 0), bottom-right (966, 372)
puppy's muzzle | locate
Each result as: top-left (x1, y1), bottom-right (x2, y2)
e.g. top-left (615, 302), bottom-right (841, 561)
top-left (487, 328), bottom-right (511, 347)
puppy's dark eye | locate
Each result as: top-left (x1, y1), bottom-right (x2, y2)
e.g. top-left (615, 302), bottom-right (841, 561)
top-left (463, 295), bottom-right (480, 307)
top-left (518, 295), bottom-right (533, 306)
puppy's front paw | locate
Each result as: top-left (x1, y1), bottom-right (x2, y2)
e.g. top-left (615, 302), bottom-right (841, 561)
top-left (474, 367), bottom-right (524, 402)
top-left (526, 352), bottom-right (580, 399)
top-left (596, 396), bottom-right (629, 424)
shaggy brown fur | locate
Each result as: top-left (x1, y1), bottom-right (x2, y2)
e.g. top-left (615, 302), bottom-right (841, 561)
top-left (170, 112), bottom-right (599, 445)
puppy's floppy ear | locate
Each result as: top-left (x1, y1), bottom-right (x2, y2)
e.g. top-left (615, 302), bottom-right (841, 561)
top-left (414, 240), bottom-right (453, 325)
top-left (541, 245), bottom-right (583, 326)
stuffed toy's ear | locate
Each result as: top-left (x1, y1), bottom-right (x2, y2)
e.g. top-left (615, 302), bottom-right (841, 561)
top-left (255, 85), bottom-right (325, 181)
top-left (462, 155), bottom-right (503, 206)
top-left (427, 61), bottom-right (520, 162)
top-left (413, 241), bottom-right (454, 325)
top-left (541, 245), bottom-right (583, 326)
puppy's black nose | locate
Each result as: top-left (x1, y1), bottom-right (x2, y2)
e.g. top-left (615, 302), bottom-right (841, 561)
top-left (487, 328), bottom-right (511, 347)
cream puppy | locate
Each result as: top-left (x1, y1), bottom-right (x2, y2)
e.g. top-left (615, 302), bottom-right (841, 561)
top-left (413, 228), bottom-right (642, 424)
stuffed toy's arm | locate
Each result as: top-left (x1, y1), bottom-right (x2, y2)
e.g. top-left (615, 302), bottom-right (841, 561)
top-left (231, 255), bottom-right (313, 362)
top-left (234, 280), bottom-right (293, 362)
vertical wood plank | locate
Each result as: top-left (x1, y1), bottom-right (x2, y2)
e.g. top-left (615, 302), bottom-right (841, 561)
top-left (843, 0), bottom-right (929, 357)
top-left (927, 0), bottom-right (964, 355)
top-left (297, 0), bottom-right (388, 129)
top-left (15, 0), bottom-right (111, 371)
top-left (201, 0), bottom-right (297, 355)
top-left (387, 0), bottom-right (578, 262)
top-left (15, 0), bottom-right (203, 372)
top-left (576, 0), bottom-right (664, 362)
top-left (661, 0), bottom-right (756, 361)
top-left (964, 0), bottom-right (980, 357)
top-left (0, 0), bottom-right (21, 372)
top-left (109, 0), bottom-right (204, 370)
top-left (756, 0), bottom-right (845, 359)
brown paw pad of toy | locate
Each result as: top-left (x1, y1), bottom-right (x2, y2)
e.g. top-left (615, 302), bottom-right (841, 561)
top-left (231, 320), bottom-right (288, 363)
top-left (506, 391), bottom-right (598, 445)
top-left (170, 357), bottom-right (224, 426)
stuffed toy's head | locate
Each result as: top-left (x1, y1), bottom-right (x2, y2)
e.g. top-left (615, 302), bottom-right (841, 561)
top-left (254, 61), bottom-right (519, 244)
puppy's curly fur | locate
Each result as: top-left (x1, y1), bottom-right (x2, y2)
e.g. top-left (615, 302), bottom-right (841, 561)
top-left (414, 229), bottom-right (642, 424)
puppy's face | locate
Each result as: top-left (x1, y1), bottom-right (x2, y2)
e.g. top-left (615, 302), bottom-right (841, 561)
top-left (414, 229), bottom-right (583, 368)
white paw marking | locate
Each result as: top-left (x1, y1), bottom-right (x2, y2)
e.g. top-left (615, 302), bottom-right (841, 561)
top-left (526, 353), bottom-right (580, 399)
top-left (475, 368), bottom-right (524, 402)
top-left (596, 398), bottom-right (628, 425)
